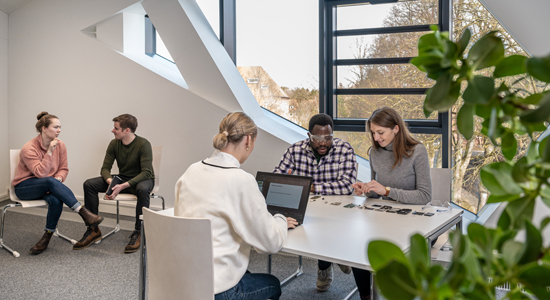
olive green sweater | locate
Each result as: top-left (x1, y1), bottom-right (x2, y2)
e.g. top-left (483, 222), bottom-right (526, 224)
top-left (101, 135), bottom-right (155, 187)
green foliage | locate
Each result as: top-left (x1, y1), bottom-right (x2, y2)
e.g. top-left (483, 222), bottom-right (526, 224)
top-left (369, 27), bottom-right (550, 300)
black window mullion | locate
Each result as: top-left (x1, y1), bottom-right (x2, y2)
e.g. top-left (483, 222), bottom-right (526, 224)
top-left (335, 24), bottom-right (433, 36)
top-left (336, 88), bottom-right (428, 95)
top-left (336, 57), bottom-right (414, 65)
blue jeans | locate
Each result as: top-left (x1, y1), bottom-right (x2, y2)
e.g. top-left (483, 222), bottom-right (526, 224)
top-left (15, 177), bottom-right (81, 232)
top-left (215, 271), bottom-right (281, 300)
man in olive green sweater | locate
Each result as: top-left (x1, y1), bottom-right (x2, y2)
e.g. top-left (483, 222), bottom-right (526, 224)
top-left (74, 114), bottom-right (155, 253)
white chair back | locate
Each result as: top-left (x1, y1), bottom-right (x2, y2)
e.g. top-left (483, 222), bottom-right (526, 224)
top-left (143, 208), bottom-right (214, 300)
top-left (430, 168), bottom-right (452, 203)
top-left (9, 149), bottom-right (47, 208)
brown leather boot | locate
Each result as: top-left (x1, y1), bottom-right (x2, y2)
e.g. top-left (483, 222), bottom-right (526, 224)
top-left (29, 230), bottom-right (54, 255)
top-left (78, 207), bottom-right (104, 227)
top-left (73, 226), bottom-right (102, 250)
top-left (124, 230), bottom-right (141, 254)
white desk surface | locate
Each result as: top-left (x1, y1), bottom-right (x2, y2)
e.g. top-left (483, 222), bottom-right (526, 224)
top-left (281, 195), bottom-right (463, 271)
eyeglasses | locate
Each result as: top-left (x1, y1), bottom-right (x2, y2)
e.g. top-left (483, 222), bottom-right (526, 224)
top-left (310, 134), bottom-right (333, 143)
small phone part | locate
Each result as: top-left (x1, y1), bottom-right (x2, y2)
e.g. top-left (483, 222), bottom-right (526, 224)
top-left (364, 206), bottom-right (374, 210)
top-left (357, 205), bottom-right (364, 209)
top-left (381, 205), bottom-right (393, 210)
top-left (397, 209), bottom-right (412, 215)
top-left (372, 204), bottom-right (382, 207)
top-left (311, 196), bottom-right (321, 200)
top-left (386, 208), bottom-right (400, 213)
top-left (424, 212), bottom-right (435, 216)
top-left (344, 203), bottom-right (356, 208)
top-left (412, 211), bottom-right (425, 215)
top-left (330, 202), bottom-right (342, 206)
top-left (374, 208), bottom-right (386, 212)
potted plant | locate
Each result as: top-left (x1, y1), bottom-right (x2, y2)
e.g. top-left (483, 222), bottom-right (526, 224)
top-left (367, 26), bottom-right (550, 300)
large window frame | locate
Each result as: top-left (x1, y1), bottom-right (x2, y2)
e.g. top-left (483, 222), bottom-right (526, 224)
top-left (319, 0), bottom-right (452, 167)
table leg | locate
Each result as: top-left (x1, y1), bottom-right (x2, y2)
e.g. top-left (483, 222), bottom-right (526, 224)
top-left (371, 273), bottom-right (378, 300)
top-left (280, 255), bottom-right (303, 285)
top-left (342, 287), bottom-right (358, 300)
top-left (139, 220), bottom-right (146, 300)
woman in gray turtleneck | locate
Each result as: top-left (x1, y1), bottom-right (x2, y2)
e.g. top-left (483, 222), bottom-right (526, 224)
top-left (350, 107), bottom-right (433, 300)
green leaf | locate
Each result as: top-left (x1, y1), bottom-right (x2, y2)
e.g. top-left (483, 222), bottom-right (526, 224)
top-left (457, 103), bottom-right (475, 140)
top-left (542, 135), bottom-right (550, 163)
top-left (496, 229), bottom-right (517, 250)
top-left (501, 131), bottom-right (518, 160)
top-left (368, 240), bottom-right (408, 272)
top-left (480, 162), bottom-right (523, 196)
top-left (375, 261), bottom-right (417, 300)
top-left (497, 209), bottom-right (512, 230)
top-left (502, 240), bottom-right (523, 266)
top-left (424, 73), bottom-right (452, 111)
top-left (541, 187), bottom-right (550, 209)
top-left (463, 76), bottom-right (495, 104)
top-left (518, 263), bottom-right (550, 299)
top-left (467, 32), bottom-right (505, 70)
top-left (512, 157), bottom-right (530, 183)
top-left (418, 33), bottom-right (441, 53)
top-left (467, 223), bottom-right (490, 250)
top-left (409, 234), bottom-right (429, 276)
top-left (457, 28), bottom-right (471, 57)
top-left (507, 196), bottom-right (536, 230)
top-left (541, 217), bottom-right (550, 231)
top-left (526, 53), bottom-right (550, 82)
top-left (520, 92), bottom-right (550, 123)
top-left (410, 55), bottom-right (442, 72)
top-left (494, 55), bottom-right (528, 78)
top-left (487, 106), bottom-right (498, 141)
top-left (520, 93), bottom-right (543, 105)
top-left (518, 219), bottom-right (543, 264)
top-left (488, 193), bottom-right (521, 204)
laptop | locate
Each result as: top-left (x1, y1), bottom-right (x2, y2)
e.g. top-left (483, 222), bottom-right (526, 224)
top-left (255, 171), bottom-right (313, 225)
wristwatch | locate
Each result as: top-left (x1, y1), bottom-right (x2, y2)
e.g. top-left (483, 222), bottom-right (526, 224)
top-left (384, 186), bottom-right (391, 196)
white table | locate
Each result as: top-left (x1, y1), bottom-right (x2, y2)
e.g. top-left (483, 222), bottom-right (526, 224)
top-left (271, 195), bottom-right (463, 298)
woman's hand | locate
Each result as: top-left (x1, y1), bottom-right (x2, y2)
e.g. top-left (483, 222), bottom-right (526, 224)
top-left (286, 217), bottom-right (299, 229)
top-left (47, 138), bottom-right (60, 155)
top-left (351, 182), bottom-right (366, 195)
top-left (363, 180), bottom-right (386, 196)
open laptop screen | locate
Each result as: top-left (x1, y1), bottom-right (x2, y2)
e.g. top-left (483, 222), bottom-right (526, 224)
top-left (256, 172), bottom-right (313, 223)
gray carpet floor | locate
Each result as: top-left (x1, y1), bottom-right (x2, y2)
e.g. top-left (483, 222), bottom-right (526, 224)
top-left (0, 201), bottom-right (362, 300)
top-left (0, 200), bottom-right (517, 300)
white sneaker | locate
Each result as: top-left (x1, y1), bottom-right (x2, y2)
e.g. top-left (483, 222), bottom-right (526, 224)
top-left (338, 264), bottom-right (352, 274)
top-left (316, 264), bottom-right (333, 292)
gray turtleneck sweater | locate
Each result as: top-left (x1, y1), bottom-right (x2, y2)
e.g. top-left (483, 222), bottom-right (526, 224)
top-left (367, 142), bottom-right (432, 205)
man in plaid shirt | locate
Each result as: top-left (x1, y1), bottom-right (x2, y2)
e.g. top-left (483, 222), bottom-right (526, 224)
top-left (273, 113), bottom-right (357, 292)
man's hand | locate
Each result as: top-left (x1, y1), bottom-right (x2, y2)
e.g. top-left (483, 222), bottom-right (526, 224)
top-left (286, 217), bottom-right (299, 229)
top-left (105, 182), bottom-right (130, 200)
top-left (55, 176), bottom-right (63, 182)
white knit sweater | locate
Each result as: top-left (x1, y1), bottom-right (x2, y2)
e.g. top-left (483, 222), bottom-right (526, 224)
top-left (174, 151), bottom-right (288, 294)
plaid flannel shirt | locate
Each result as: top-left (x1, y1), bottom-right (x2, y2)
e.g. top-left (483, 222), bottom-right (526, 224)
top-left (273, 138), bottom-right (357, 195)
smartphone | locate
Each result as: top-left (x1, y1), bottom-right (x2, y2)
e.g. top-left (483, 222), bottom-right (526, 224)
top-left (381, 205), bottom-right (393, 210)
top-left (386, 208), bottom-right (400, 213)
top-left (372, 204), bottom-right (382, 208)
top-left (412, 211), bottom-right (425, 216)
top-left (397, 209), bottom-right (412, 215)
top-left (424, 212), bottom-right (435, 217)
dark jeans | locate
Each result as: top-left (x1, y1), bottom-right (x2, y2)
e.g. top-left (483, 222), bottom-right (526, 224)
top-left (215, 271), bottom-right (281, 300)
top-left (318, 260), bottom-right (332, 270)
top-left (83, 176), bottom-right (154, 230)
top-left (351, 268), bottom-right (372, 298)
top-left (14, 177), bottom-right (81, 231)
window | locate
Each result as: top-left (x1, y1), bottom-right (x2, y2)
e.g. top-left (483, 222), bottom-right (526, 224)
top-left (320, 0), bottom-right (451, 167)
top-left (237, 0), bottom-right (319, 129)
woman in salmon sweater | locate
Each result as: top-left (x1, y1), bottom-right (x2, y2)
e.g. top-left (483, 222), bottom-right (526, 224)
top-left (12, 112), bottom-right (104, 255)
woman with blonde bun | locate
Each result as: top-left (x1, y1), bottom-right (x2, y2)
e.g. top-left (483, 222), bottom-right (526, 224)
top-left (13, 112), bottom-right (103, 255)
top-left (175, 112), bottom-right (297, 300)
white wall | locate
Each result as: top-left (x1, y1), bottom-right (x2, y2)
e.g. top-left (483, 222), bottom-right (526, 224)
top-left (0, 10), bottom-right (8, 200)
top-left (7, 0), bottom-right (291, 212)
top-left (480, 0), bottom-right (550, 57)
